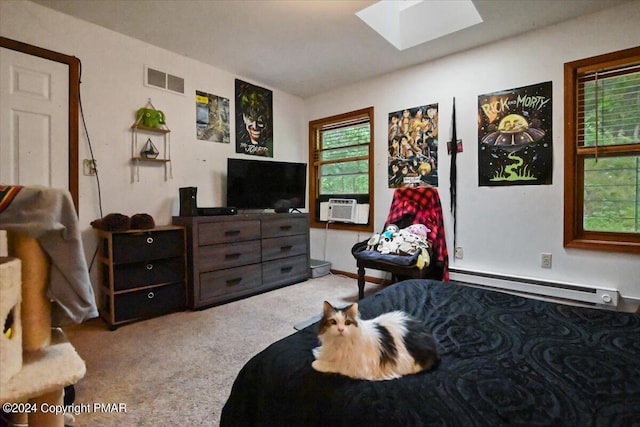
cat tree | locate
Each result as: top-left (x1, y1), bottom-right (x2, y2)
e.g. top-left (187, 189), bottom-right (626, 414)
top-left (0, 233), bottom-right (86, 426)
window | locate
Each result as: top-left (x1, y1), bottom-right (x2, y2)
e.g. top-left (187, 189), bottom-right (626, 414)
top-left (309, 107), bottom-right (374, 231)
top-left (564, 46), bottom-right (640, 253)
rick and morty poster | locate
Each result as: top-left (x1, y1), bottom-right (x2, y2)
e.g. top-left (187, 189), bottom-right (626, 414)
top-left (477, 82), bottom-right (552, 186)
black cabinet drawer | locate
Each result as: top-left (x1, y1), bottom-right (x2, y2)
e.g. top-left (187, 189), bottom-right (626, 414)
top-left (262, 255), bottom-right (309, 287)
top-left (199, 220), bottom-right (260, 245)
top-left (199, 263), bottom-right (262, 302)
top-left (109, 257), bottom-right (185, 291)
top-left (262, 235), bottom-right (308, 261)
top-left (111, 229), bottom-right (184, 263)
top-left (261, 216), bottom-right (308, 238)
top-left (113, 283), bottom-right (185, 323)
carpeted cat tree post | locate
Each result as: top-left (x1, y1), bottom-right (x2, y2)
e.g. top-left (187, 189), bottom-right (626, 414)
top-left (0, 232), bottom-right (86, 427)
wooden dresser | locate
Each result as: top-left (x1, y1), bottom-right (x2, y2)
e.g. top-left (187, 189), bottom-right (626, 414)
top-left (173, 213), bottom-right (309, 309)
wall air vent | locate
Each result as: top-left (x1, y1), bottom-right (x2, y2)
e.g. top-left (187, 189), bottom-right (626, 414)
top-left (145, 66), bottom-right (185, 95)
top-left (327, 198), bottom-right (358, 223)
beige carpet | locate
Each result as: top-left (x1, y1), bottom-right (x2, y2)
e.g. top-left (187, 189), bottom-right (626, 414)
top-left (63, 274), bottom-right (383, 426)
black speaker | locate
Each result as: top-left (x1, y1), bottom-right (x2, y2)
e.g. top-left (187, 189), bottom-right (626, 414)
top-left (179, 187), bottom-right (198, 216)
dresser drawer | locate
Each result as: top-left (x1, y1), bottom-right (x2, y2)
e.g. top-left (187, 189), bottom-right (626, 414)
top-left (199, 220), bottom-right (261, 245)
top-left (109, 257), bottom-right (185, 291)
top-left (262, 255), bottom-right (309, 287)
top-left (261, 216), bottom-right (308, 238)
top-left (113, 283), bottom-right (185, 323)
top-left (198, 240), bottom-right (261, 272)
top-left (110, 229), bottom-right (184, 263)
top-left (199, 263), bottom-right (262, 301)
top-left (262, 234), bottom-right (308, 261)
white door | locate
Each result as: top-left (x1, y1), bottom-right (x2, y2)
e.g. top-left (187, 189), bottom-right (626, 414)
top-left (0, 47), bottom-right (69, 188)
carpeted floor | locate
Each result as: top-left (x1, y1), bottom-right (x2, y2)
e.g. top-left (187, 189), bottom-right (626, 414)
top-left (62, 274), bottom-right (383, 426)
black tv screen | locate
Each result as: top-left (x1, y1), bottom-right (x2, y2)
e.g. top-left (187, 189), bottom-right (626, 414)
top-left (226, 158), bottom-right (307, 211)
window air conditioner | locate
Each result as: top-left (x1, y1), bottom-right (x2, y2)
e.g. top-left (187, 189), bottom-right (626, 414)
top-left (327, 198), bottom-right (358, 223)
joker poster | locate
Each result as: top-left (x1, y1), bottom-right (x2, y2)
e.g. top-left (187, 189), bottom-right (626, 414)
top-left (477, 82), bottom-right (552, 186)
top-left (235, 79), bottom-right (273, 157)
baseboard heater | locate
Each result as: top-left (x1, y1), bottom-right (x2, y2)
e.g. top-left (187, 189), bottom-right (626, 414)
top-left (449, 268), bottom-right (619, 309)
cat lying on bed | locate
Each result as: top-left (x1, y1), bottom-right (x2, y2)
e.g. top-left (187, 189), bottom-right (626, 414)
top-left (312, 301), bottom-right (439, 381)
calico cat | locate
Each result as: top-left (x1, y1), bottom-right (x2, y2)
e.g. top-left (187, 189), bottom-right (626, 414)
top-left (312, 301), bottom-right (439, 381)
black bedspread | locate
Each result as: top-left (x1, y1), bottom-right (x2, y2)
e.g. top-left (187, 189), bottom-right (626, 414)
top-left (220, 279), bottom-right (640, 426)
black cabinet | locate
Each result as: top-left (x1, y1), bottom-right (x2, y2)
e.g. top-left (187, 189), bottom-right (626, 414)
top-left (97, 226), bottom-right (187, 329)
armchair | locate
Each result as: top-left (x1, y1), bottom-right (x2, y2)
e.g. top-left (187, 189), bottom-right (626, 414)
top-left (352, 186), bottom-right (449, 299)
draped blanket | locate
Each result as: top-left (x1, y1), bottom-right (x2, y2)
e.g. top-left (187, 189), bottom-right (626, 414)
top-left (0, 185), bottom-right (97, 323)
top-left (221, 279), bottom-right (640, 426)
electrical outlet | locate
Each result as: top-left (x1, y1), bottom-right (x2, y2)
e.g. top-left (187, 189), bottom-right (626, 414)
top-left (83, 159), bottom-right (97, 176)
top-left (454, 246), bottom-right (463, 259)
top-left (541, 252), bottom-right (552, 268)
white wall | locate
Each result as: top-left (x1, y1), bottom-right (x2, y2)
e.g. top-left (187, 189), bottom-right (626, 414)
top-left (2, 0), bottom-right (639, 302)
top-left (306, 1), bottom-right (640, 300)
top-left (1, 0), bottom-right (306, 284)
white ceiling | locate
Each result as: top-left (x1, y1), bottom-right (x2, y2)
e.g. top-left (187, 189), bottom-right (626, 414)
top-left (31, 0), bottom-right (634, 98)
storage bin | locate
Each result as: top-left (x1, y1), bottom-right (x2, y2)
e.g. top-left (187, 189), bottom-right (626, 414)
top-left (310, 259), bottom-right (331, 278)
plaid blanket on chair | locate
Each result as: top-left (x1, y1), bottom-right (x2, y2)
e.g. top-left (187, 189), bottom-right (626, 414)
top-left (385, 186), bottom-right (449, 280)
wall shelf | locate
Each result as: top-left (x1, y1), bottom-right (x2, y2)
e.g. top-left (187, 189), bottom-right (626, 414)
top-left (130, 103), bottom-right (172, 181)
top-left (131, 157), bottom-right (171, 163)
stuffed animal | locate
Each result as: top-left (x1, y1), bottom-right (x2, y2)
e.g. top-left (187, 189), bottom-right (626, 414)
top-left (366, 224), bottom-right (399, 251)
top-left (366, 223), bottom-right (431, 268)
top-left (405, 223), bottom-right (429, 238)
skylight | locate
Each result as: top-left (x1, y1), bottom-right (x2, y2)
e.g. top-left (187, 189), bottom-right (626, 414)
top-left (356, 0), bottom-right (483, 51)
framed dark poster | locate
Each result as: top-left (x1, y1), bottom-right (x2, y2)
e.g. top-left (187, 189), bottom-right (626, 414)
top-left (235, 79), bottom-right (273, 157)
top-left (477, 82), bottom-right (552, 186)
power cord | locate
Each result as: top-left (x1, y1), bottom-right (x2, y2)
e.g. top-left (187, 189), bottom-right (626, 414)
top-left (323, 220), bottom-right (333, 262)
top-left (77, 58), bottom-right (103, 272)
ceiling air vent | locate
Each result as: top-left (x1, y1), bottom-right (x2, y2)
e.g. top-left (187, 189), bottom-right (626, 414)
top-left (145, 66), bottom-right (185, 95)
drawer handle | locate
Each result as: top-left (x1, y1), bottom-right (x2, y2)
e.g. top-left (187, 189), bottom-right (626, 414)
top-left (226, 278), bottom-right (242, 286)
top-left (146, 263), bottom-right (153, 270)
top-left (225, 253), bottom-right (242, 260)
top-left (280, 225), bottom-right (292, 231)
top-left (146, 237), bottom-right (154, 244)
top-left (280, 266), bottom-right (293, 273)
top-left (147, 291), bottom-right (155, 299)
top-left (280, 245), bottom-right (293, 252)
top-left (225, 230), bottom-right (241, 236)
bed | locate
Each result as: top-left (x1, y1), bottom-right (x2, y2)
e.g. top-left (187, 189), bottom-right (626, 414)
top-left (220, 279), bottom-right (640, 426)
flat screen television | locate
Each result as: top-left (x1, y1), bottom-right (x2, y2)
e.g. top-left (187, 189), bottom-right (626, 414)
top-left (226, 158), bottom-right (307, 212)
